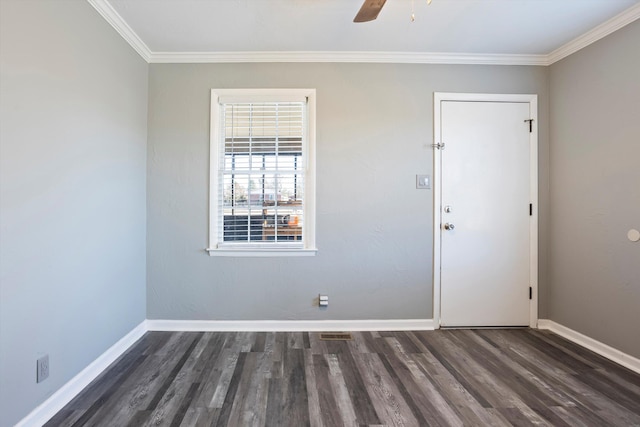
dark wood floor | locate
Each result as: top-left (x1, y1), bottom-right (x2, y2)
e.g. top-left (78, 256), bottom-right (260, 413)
top-left (46, 329), bottom-right (640, 426)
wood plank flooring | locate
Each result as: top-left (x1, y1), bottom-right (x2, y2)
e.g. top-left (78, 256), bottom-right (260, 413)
top-left (45, 329), bottom-right (640, 426)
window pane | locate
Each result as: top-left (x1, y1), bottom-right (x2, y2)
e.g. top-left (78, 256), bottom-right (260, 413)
top-left (260, 208), bottom-right (302, 242)
top-left (277, 156), bottom-right (295, 171)
top-left (263, 154), bottom-right (277, 171)
top-left (247, 178), bottom-right (262, 207)
top-left (278, 174), bottom-right (303, 204)
top-left (250, 155), bottom-right (264, 171)
top-left (223, 207), bottom-right (263, 242)
top-left (223, 175), bottom-right (249, 208)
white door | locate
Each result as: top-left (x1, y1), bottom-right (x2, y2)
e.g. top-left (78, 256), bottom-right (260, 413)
top-left (439, 99), bottom-right (532, 327)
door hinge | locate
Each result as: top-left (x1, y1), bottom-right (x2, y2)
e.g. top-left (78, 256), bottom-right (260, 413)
top-left (529, 287), bottom-right (532, 300)
top-left (524, 119), bottom-right (534, 133)
top-left (529, 203), bottom-right (533, 216)
top-left (431, 143), bottom-right (445, 150)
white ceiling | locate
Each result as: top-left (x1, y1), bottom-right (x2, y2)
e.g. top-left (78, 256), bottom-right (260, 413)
top-left (101, 0), bottom-right (640, 63)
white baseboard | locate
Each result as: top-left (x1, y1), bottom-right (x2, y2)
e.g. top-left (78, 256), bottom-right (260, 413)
top-left (15, 320), bottom-right (148, 427)
top-left (538, 319), bottom-right (640, 374)
top-left (146, 318), bottom-right (435, 332)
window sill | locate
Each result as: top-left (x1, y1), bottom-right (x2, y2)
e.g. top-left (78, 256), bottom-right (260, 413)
top-left (206, 247), bottom-right (318, 257)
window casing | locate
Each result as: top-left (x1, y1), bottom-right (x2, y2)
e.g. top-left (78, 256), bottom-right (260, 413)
top-left (208, 89), bottom-right (316, 256)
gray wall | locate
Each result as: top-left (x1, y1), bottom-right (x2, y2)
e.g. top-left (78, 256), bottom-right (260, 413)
top-left (147, 63), bottom-right (549, 321)
top-left (0, 1), bottom-right (148, 425)
top-left (548, 20), bottom-right (640, 358)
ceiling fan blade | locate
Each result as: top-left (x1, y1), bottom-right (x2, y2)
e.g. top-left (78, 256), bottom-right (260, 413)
top-left (354, 0), bottom-right (387, 23)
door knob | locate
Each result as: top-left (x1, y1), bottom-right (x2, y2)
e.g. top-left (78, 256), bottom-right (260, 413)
top-left (444, 223), bottom-right (455, 230)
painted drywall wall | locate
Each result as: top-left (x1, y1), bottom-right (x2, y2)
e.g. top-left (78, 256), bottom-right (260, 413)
top-left (147, 63), bottom-right (549, 321)
top-left (548, 20), bottom-right (640, 358)
top-left (0, 1), bottom-right (148, 425)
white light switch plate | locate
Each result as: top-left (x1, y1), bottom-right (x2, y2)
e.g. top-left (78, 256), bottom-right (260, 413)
top-left (416, 174), bottom-right (430, 189)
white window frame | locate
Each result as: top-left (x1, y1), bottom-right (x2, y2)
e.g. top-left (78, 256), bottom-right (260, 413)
top-left (207, 89), bottom-right (317, 257)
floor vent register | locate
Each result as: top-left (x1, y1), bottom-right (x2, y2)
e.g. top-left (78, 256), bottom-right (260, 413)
top-left (319, 332), bottom-right (353, 341)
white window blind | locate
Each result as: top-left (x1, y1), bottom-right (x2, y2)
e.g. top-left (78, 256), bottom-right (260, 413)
top-left (217, 100), bottom-right (306, 247)
top-left (208, 89), bottom-right (316, 256)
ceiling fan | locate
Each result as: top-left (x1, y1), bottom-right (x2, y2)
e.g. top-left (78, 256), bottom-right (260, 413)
top-left (354, 0), bottom-right (432, 23)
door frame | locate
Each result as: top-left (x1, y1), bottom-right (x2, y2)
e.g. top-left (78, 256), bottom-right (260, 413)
top-left (432, 92), bottom-right (538, 329)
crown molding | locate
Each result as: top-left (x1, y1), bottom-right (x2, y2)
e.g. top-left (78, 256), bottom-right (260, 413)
top-left (87, 0), bottom-right (152, 62)
top-left (547, 2), bottom-right (640, 65)
top-left (149, 51), bottom-right (548, 65)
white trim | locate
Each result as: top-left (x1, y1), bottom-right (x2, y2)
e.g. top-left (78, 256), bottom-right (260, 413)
top-left (87, 0), bottom-right (152, 61)
top-left (434, 92), bottom-right (539, 103)
top-left (528, 96), bottom-right (539, 329)
top-left (146, 319), bottom-right (435, 332)
top-left (15, 321), bottom-right (147, 427)
top-left (209, 91), bottom-right (222, 255)
top-left (432, 93), bottom-right (538, 329)
top-left (538, 320), bottom-right (640, 375)
top-left (432, 94), bottom-right (443, 328)
top-left (206, 248), bottom-right (317, 257)
top-left (547, 3), bottom-right (640, 65)
top-left (149, 51), bottom-right (548, 66)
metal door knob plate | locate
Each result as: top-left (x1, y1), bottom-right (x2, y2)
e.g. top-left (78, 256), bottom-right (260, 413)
top-left (444, 223), bottom-right (455, 230)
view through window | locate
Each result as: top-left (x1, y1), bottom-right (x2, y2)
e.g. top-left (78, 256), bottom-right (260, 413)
top-left (222, 102), bottom-right (304, 243)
